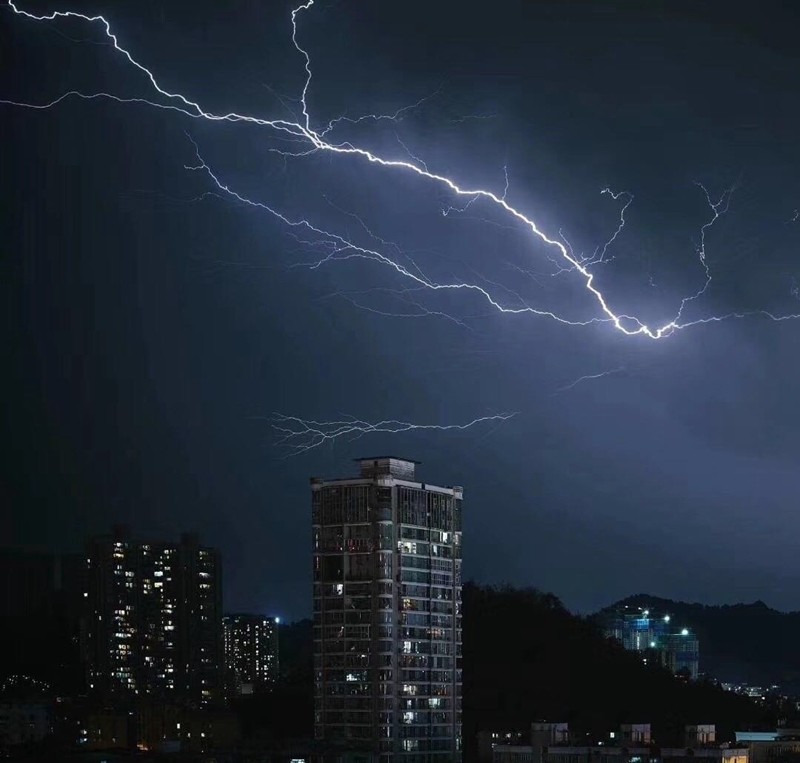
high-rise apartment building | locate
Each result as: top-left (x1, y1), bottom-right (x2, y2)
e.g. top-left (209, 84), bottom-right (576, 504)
top-left (223, 614), bottom-right (280, 696)
top-left (85, 527), bottom-right (223, 706)
top-left (312, 457), bottom-right (463, 763)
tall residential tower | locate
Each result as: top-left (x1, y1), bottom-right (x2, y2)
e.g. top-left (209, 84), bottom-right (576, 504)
top-left (84, 527), bottom-right (223, 706)
top-left (312, 457), bottom-right (463, 762)
top-left (223, 614), bottom-right (280, 697)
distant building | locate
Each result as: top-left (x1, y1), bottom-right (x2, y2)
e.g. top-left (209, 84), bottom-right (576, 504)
top-left (602, 606), bottom-right (699, 680)
top-left (84, 527), bottom-right (223, 706)
top-left (223, 614), bottom-right (279, 696)
top-left (60, 699), bottom-right (240, 753)
top-left (478, 731), bottom-right (531, 763)
top-left (312, 457), bottom-right (463, 762)
top-left (486, 723), bottom-right (571, 763)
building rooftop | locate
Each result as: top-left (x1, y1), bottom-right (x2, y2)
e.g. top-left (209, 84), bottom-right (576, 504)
top-left (353, 456), bottom-right (422, 464)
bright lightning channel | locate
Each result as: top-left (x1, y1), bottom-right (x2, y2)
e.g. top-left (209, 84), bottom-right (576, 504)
top-left (4, 1), bottom-right (800, 339)
top-left (271, 413), bottom-right (518, 455)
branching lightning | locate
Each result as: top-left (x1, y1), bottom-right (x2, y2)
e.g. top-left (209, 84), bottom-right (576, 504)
top-left (554, 367), bottom-right (626, 394)
top-left (594, 188), bottom-right (634, 265)
top-left (270, 412), bottom-right (518, 455)
top-left (4, 0), bottom-right (800, 341)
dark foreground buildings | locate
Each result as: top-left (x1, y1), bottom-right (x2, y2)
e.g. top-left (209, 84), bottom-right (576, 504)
top-left (0, 549), bottom-right (84, 694)
top-left (312, 457), bottom-right (463, 762)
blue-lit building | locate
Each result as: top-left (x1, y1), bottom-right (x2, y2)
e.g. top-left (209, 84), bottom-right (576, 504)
top-left (603, 606), bottom-right (699, 680)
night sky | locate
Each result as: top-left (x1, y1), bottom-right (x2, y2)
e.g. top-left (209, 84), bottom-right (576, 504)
top-left (3, 0), bottom-right (799, 621)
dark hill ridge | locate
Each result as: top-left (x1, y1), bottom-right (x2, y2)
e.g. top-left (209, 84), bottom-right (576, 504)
top-left (462, 585), bottom-right (777, 760)
top-left (598, 594), bottom-right (800, 690)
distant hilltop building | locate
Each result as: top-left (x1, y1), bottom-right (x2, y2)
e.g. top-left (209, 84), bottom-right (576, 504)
top-left (602, 605), bottom-right (699, 680)
top-left (312, 456), bottom-right (463, 761)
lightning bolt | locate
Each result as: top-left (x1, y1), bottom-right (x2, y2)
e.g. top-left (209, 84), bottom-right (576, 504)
top-left (183, 141), bottom-right (600, 328)
top-left (789, 209), bottom-right (799, 223)
top-left (4, 0), bottom-right (800, 340)
top-left (269, 412), bottom-right (517, 455)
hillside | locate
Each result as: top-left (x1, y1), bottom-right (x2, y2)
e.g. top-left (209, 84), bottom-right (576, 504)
top-left (599, 594), bottom-right (800, 690)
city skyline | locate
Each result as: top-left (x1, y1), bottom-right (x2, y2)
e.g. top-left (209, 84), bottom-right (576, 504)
top-left (3, 0), bottom-right (800, 624)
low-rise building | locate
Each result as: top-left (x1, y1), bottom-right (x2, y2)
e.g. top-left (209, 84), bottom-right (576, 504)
top-left (735, 730), bottom-right (800, 763)
top-left (493, 724), bottom-right (749, 763)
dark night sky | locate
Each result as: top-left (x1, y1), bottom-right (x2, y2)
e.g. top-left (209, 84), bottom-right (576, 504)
top-left (2, 1), bottom-right (799, 621)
